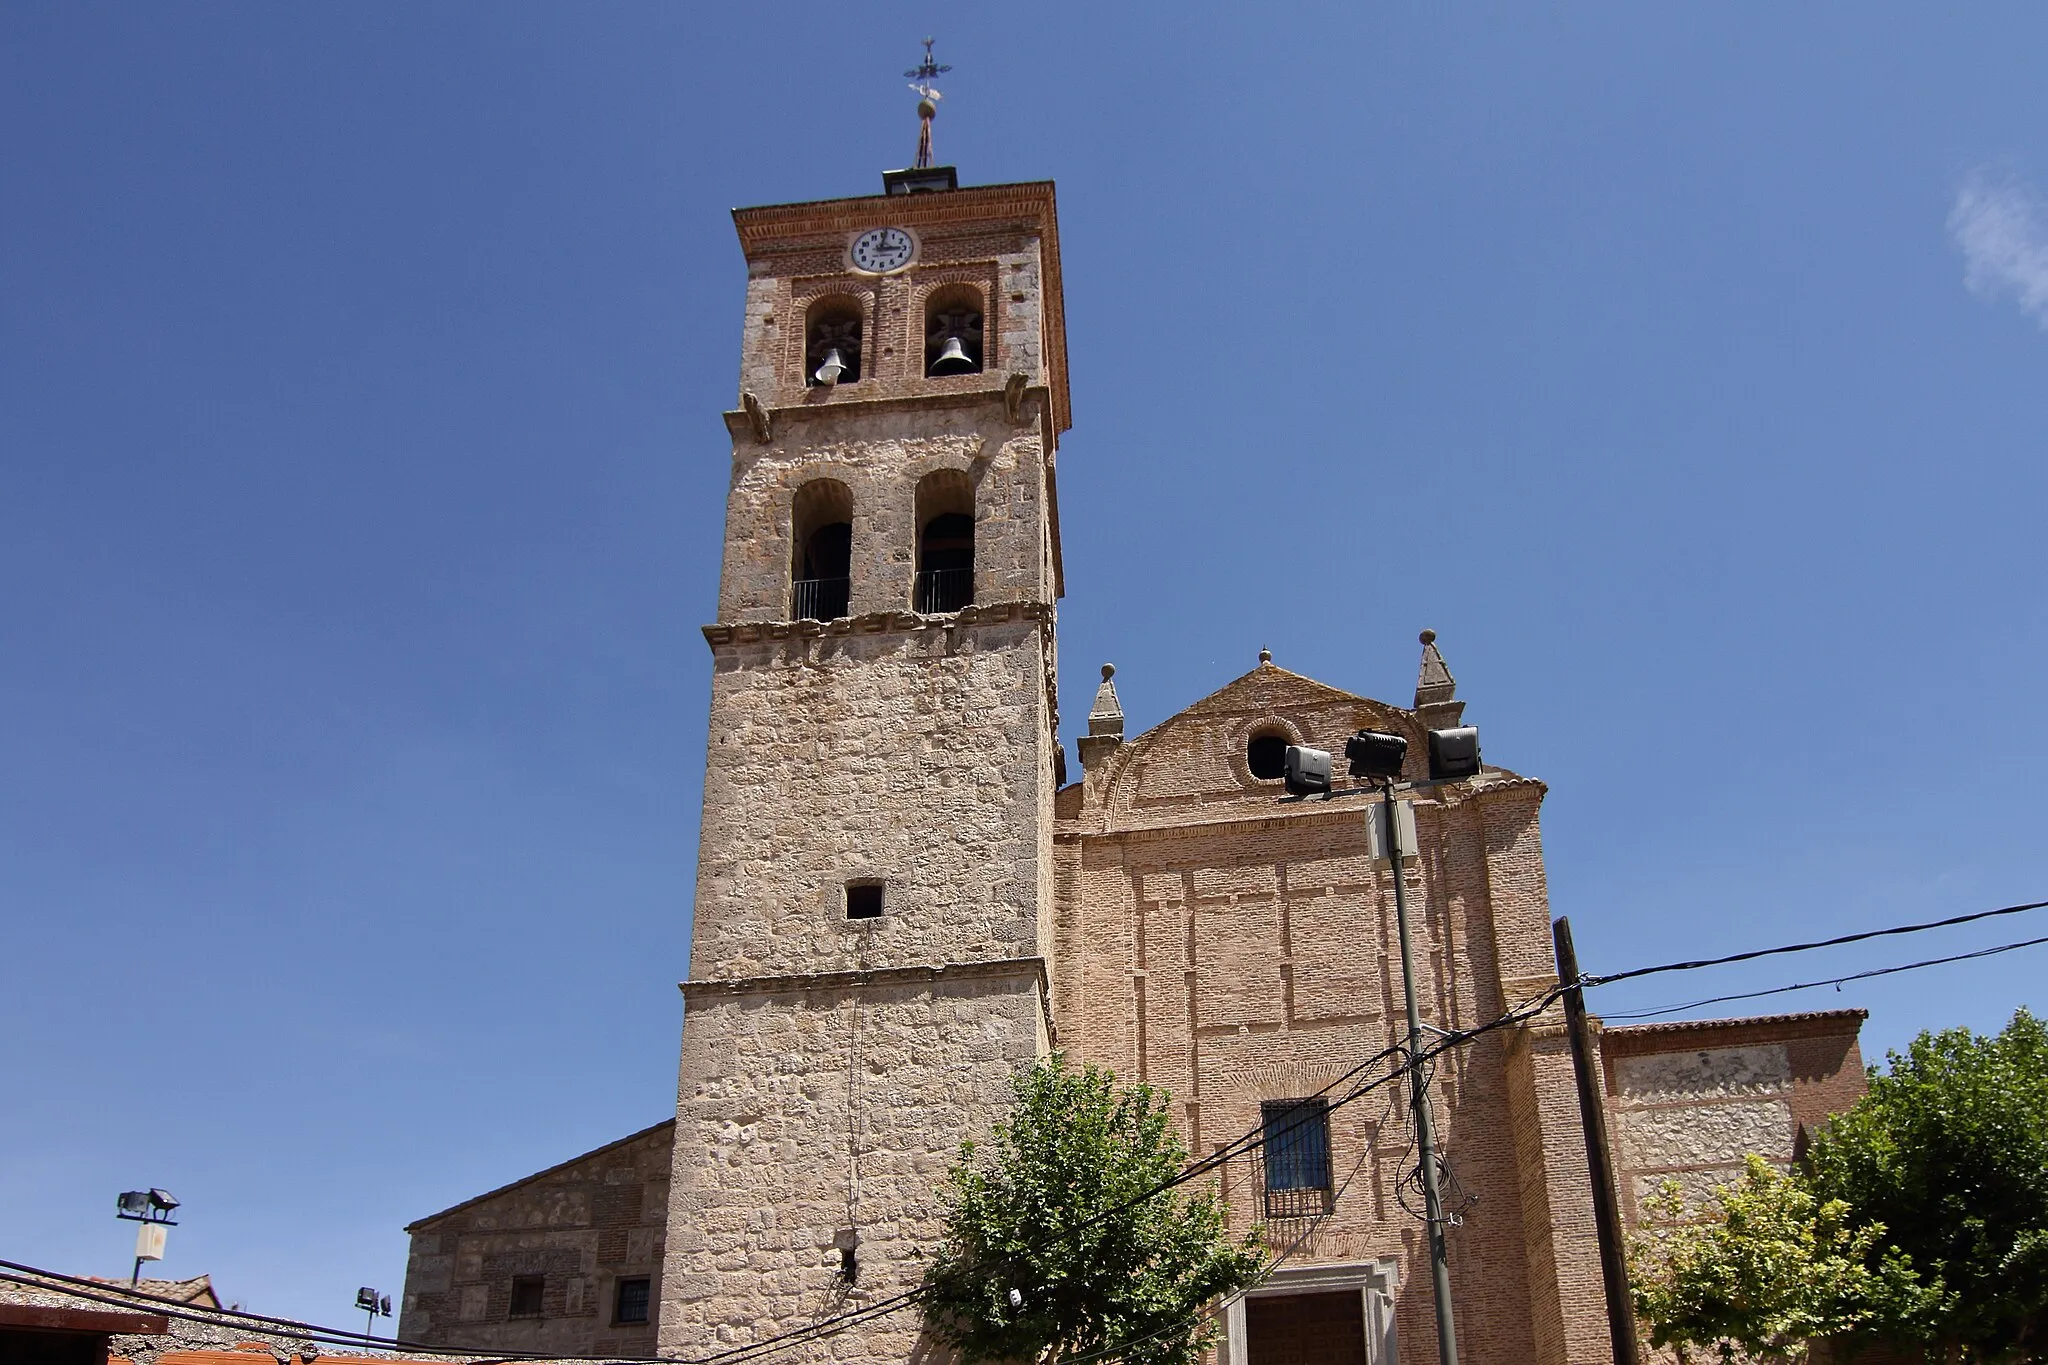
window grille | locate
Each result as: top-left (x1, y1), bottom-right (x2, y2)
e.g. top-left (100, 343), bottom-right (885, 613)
top-left (613, 1277), bottom-right (650, 1325)
top-left (1258, 1099), bottom-right (1334, 1220)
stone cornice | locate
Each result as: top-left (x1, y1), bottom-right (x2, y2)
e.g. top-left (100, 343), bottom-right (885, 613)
top-left (703, 598), bottom-right (1052, 651)
top-left (681, 955), bottom-right (1057, 1044)
top-left (722, 382), bottom-right (1054, 450)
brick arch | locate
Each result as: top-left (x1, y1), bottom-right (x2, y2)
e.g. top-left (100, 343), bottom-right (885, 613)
top-left (789, 282), bottom-right (876, 388)
top-left (1226, 714), bottom-right (1307, 789)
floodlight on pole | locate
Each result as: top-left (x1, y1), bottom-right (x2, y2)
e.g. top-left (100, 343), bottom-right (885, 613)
top-left (1271, 717), bottom-right (1483, 1365)
top-left (116, 1188), bottom-right (178, 1286)
top-left (1282, 744), bottom-right (1331, 797)
top-left (1427, 726), bottom-right (1481, 781)
top-left (357, 1287), bottom-right (392, 1338)
top-left (1344, 728), bottom-right (1408, 779)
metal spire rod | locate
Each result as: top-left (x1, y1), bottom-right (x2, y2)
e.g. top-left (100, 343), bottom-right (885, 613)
top-left (905, 37), bottom-right (950, 170)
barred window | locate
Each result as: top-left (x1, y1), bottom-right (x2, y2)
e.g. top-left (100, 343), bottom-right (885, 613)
top-left (1260, 1099), bottom-right (1333, 1219)
top-left (613, 1277), bottom-right (650, 1325)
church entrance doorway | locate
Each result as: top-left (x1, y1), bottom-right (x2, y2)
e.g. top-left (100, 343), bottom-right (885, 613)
top-left (1244, 1290), bottom-right (1367, 1365)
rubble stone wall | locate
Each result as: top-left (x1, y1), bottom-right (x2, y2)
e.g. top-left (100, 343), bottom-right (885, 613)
top-left (659, 968), bottom-right (1047, 1362)
top-left (396, 1120), bottom-right (672, 1358)
top-left (1603, 1012), bottom-right (1868, 1223)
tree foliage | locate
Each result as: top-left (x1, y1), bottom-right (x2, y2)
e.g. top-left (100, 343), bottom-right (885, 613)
top-left (920, 1053), bottom-right (1267, 1365)
top-left (1805, 1008), bottom-right (2048, 1361)
top-left (1629, 1154), bottom-right (1936, 1364)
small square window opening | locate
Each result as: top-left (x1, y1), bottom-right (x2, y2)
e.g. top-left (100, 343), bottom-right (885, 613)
top-left (846, 883), bottom-right (884, 920)
top-left (508, 1275), bottom-right (545, 1319)
top-left (613, 1277), bottom-right (651, 1325)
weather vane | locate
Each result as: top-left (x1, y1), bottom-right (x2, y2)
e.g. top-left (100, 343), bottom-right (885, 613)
top-left (904, 37), bottom-right (951, 170)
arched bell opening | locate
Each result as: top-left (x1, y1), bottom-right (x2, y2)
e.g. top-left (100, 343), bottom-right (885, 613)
top-left (805, 296), bottom-right (864, 387)
top-left (913, 469), bottom-right (975, 613)
top-left (923, 284), bottom-right (984, 377)
top-left (791, 478), bottom-right (854, 620)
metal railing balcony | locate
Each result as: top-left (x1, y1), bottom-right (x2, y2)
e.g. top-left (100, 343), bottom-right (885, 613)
top-left (791, 576), bottom-right (851, 622)
top-left (914, 567), bottom-right (973, 614)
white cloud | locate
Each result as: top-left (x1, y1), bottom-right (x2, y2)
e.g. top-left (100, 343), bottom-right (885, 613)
top-left (1949, 169), bottom-right (2048, 329)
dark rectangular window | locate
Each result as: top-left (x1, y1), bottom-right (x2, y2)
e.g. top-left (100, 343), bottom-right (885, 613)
top-left (614, 1277), bottom-right (651, 1325)
top-left (508, 1275), bottom-right (544, 1319)
top-left (846, 882), bottom-right (884, 920)
top-left (1260, 1099), bottom-right (1333, 1219)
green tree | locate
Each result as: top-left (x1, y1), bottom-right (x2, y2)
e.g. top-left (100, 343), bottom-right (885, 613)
top-left (1628, 1154), bottom-right (1936, 1364)
top-left (1806, 1008), bottom-right (2048, 1361)
top-left (921, 1053), bottom-right (1267, 1365)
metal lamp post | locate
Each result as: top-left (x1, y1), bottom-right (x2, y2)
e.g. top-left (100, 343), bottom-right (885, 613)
top-left (115, 1189), bottom-right (179, 1286)
top-left (357, 1287), bottom-right (392, 1339)
top-left (1284, 725), bottom-right (1482, 1365)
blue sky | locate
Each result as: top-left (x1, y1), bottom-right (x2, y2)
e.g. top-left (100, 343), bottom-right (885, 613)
top-left (3, 1), bottom-right (2044, 1328)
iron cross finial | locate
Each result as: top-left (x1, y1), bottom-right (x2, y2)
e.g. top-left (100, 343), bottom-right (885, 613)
top-left (905, 37), bottom-right (951, 85)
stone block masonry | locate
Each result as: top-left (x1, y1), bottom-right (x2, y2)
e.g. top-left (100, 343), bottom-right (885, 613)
top-left (661, 965), bottom-right (1047, 1360)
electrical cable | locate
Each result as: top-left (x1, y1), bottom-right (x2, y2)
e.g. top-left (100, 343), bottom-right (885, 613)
top-left (0, 1267), bottom-right (574, 1364)
top-left (23, 894), bottom-right (2041, 1365)
top-left (684, 986), bottom-right (1570, 1365)
top-left (1046, 1107), bottom-right (1390, 1365)
top-left (1580, 898), bottom-right (2048, 988)
top-left (1596, 931), bottom-right (2048, 1022)
top-left (0, 986), bottom-right (1563, 1365)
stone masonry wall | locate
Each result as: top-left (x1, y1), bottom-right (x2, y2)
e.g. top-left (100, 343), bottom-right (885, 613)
top-left (397, 1120), bottom-right (672, 1358)
top-left (688, 615), bottom-right (1053, 980)
top-left (660, 969), bottom-right (1047, 1362)
top-left (663, 185), bottom-right (1067, 1365)
top-left (716, 404), bottom-right (1053, 624)
top-left (1603, 1011), bottom-right (1868, 1222)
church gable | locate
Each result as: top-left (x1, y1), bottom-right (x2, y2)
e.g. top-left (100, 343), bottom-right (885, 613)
top-left (1092, 659), bottom-right (1420, 826)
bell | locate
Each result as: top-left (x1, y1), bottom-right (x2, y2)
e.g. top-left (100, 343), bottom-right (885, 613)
top-left (928, 335), bottom-right (976, 376)
top-left (812, 348), bottom-right (846, 387)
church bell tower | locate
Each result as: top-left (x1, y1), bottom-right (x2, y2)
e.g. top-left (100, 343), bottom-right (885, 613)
top-left (659, 98), bottom-right (1072, 1359)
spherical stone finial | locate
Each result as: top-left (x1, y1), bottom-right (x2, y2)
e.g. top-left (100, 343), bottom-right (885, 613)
top-left (1419, 629), bottom-right (1437, 646)
top-left (1259, 647), bottom-right (1273, 664)
top-left (1101, 663), bottom-right (1115, 680)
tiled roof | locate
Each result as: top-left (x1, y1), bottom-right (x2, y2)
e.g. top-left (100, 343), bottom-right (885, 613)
top-left (404, 1118), bottom-right (675, 1231)
top-left (85, 1274), bottom-right (222, 1308)
top-left (1604, 1007), bottom-right (1868, 1038)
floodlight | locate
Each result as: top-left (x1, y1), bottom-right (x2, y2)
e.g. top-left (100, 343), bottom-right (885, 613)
top-left (147, 1189), bottom-right (179, 1213)
top-left (1344, 729), bottom-right (1407, 779)
top-left (1283, 745), bottom-right (1331, 797)
top-left (357, 1288), bottom-right (380, 1313)
top-left (117, 1191), bottom-right (152, 1219)
top-left (1426, 726), bottom-right (1482, 781)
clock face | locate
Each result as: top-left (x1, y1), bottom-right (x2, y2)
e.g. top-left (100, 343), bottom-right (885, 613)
top-left (849, 227), bottom-right (916, 274)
